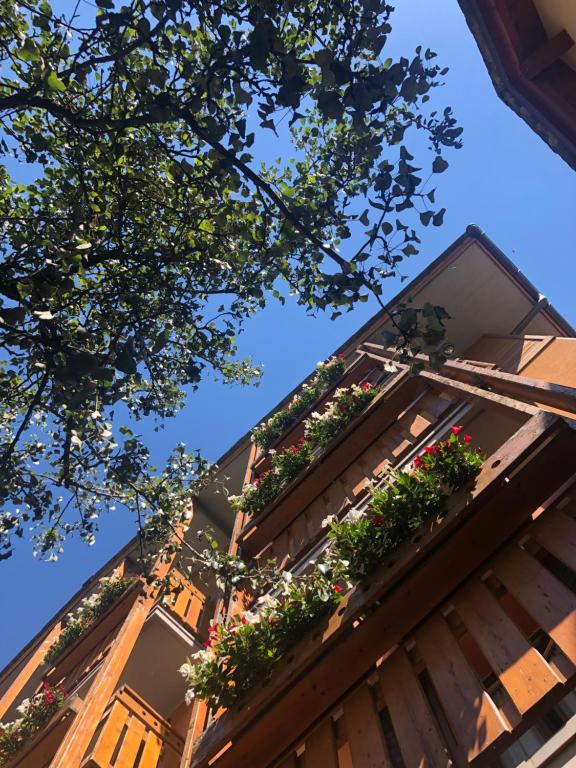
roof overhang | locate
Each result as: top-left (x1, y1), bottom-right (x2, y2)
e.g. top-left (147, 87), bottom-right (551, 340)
top-left (458, 0), bottom-right (576, 170)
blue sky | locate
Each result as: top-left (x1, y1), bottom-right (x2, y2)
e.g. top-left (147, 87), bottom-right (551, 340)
top-left (1, 0), bottom-right (575, 669)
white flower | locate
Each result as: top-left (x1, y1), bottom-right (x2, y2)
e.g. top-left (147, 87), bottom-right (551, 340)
top-left (185, 688), bottom-right (195, 706)
top-left (321, 514), bottom-right (336, 528)
top-left (348, 509), bottom-right (366, 523)
top-left (242, 610), bottom-right (261, 624)
top-left (16, 698), bottom-right (30, 715)
top-left (256, 594), bottom-right (279, 610)
top-left (179, 662), bottom-right (194, 678)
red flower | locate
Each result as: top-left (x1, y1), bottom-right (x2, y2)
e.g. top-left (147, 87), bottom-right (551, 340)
top-left (202, 639), bottom-right (212, 648)
top-left (451, 425), bottom-right (463, 436)
top-left (464, 434), bottom-right (472, 444)
top-left (337, 354), bottom-right (344, 360)
top-left (362, 382), bottom-right (371, 392)
top-left (424, 444), bottom-right (439, 455)
top-left (290, 445), bottom-right (299, 453)
top-left (298, 437), bottom-right (306, 445)
top-left (208, 623), bottom-right (218, 634)
top-left (332, 584), bottom-right (343, 593)
top-left (413, 455), bottom-right (423, 469)
top-left (241, 615), bottom-right (247, 625)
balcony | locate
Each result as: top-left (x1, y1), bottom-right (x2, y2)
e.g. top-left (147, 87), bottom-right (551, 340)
top-left (192, 409), bottom-right (576, 768)
top-left (239, 359), bottom-right (536, 566)
top-left (82, 686), bottom-right (184, 768)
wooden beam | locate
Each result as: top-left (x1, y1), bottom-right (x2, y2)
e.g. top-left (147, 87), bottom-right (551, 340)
top-left (522, 30), bottom-right (574, 80)
top-left (361, 343), bottom-right (576, 416)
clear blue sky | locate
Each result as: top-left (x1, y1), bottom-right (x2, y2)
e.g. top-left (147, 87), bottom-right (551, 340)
top-left (1, 0), bottom-right (575, 669)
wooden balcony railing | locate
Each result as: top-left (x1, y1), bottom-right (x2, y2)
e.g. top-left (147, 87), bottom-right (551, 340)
top-left (192, 411), bottom-right (576, 768)
top-left (161, 570), bottom-right (214, 638)
top-left (82, 686), bottom-right (184, 768)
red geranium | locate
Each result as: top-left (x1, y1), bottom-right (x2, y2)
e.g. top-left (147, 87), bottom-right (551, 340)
top-left (451, 425), bottom-right (463, 436)
top-left (464, 434), bottom-right (472, 443)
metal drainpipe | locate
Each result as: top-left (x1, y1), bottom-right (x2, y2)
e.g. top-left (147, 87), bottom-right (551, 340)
top-left (510, 293), bottom-right (550, 335)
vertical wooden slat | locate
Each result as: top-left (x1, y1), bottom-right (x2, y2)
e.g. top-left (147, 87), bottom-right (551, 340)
top-left (301, 719), bottom-right (339, 768)
top-left (116, 714), bottom-right (146, 767)
top-left (344, 685), bottom-right (392, 768)
top-left (378, 649), bottom-right (450, 768)
top-left (90, 700), bottom-right (130, 765)
top-left (139, 730), bottom-right (163, 768)
top-left (533, 508), bottom-right (576, 571)
top-left (416, 614), bottom-right (509, 762)
top-left (455, 580), bottom-right (561, 714)
top-left (492, 546), bottom-right (576, 664)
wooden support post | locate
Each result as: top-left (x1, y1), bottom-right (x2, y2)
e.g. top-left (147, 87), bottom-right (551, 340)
top-left (0, 622), bottom-right (62, 719)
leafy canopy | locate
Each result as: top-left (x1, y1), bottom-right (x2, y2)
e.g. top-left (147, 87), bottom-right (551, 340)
top-left (0, 0), bottom-right (461, 559)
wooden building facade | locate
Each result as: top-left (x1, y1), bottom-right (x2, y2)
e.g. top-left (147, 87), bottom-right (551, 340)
top-left (1, 226), bottom-right (576, 768)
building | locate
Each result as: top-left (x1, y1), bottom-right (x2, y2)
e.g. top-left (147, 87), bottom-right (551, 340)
top-left (1, 225), bottom-right (576, 768)
top-left (458, 0), bottom-right (576, 170)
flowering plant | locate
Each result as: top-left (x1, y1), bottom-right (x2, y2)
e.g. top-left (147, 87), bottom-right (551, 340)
top-left (179, 569), bottom-right (344, 708)
top-left (325, 428), bottom-right (483, 579)
top-left (0, 683), bottom-right (67, 766)
top-left (228, 439), bottom-right (313, 517)
top-left (412, 425), bottom-right (483, 488)
top-left (250, 356), bottom-right (346, 449)
top-left (181, 429), bottom-right (482, 710)
top-left (304, 382), bottom-right (379, 448)
top-left (44, 572), bottom-right (133, 665)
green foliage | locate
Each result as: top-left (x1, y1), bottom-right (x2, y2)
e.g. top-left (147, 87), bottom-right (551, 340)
top-left (0, 0), bottom-right (461, 558)
top-left (43, 576), bottom-right (133, 665)
top-left (251, 357), bottom-right (346, 449)
top-left (229, 440), bottom-right (314, 517)
top-left (304, 382), bottom-right (379, 448)
top-left (328, 428), bottom-right (483, 579)
top-left (180, 570), bottom-right (342, 709)
top-left (0, 683), bottom-right (67, 766)
top-left (182, 430), bottom-right (482, 709)
top-left (232, 381), bottom-right (380, 516)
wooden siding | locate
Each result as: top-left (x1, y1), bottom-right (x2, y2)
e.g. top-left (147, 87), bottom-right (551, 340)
top-left (269, 500), bottom-right (576, 768)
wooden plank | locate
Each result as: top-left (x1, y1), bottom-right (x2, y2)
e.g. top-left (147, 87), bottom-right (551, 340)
top-left (301, 719), bottom-right (339, 768)
top-left (90, 701), bottom-right (130, 765)
top-left (533, 508), bottom-right (576, 571)
top-left (492, 545), bottom-right (576, 664)
top-left (344, 685), bottom-right (392, 768)
top-left (378, 649), bottom-right (450, 768)
top-left (455, 580), bottom-right (561, 714)
top-left (116, 714), bottom-right (146, 767)
top-left (140, 730), bottom-right (163, 768)
top-left (416, 614), bottom-right (509, 762)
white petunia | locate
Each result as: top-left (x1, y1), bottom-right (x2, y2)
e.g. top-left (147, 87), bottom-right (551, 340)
top-left (321, 514), bottom-right (336, 528)
top-left (347, 509), bottom-right (366, 523)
